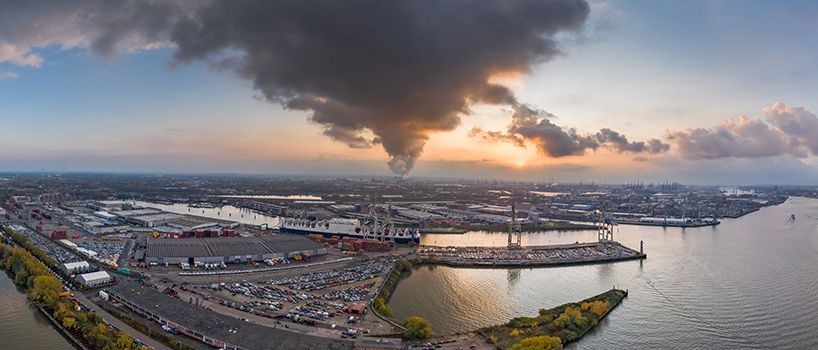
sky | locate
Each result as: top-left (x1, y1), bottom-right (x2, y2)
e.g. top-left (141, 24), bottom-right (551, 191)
top-left (2, 0), bottom-right (818, 184)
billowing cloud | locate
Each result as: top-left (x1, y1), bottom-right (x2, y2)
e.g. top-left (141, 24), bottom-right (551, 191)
top-left (470, 104), bottom-right (669, 157)
top-left (666, 102), bottom-right (818, 160)
top-left (0, 1), bottom-right (190, 65)
top-left (0, 0), bottom-right (592, 175)
top-left (764, 102), bottom-right (818, 154)
top-left (594, 128), bottom-right (669, 154)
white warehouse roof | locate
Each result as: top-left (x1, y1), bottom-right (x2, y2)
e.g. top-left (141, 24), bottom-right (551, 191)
top-left (61, 261), bottom-right (90, 270)
top-left (93, 211), bottom-right (119, 220)
top-left (77, 271), bottom-right (111, 283)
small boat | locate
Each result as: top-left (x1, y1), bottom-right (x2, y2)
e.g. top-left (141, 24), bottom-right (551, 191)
top-left (790, 214), bottom-right (796, 220)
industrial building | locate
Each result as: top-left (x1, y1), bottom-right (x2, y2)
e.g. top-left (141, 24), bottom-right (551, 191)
top-left (59, 261), bottom-right (91, 275)
top-left (143, 234), bottom-right (327, 265)
top-left (126, 213), bottom-right (185, 227)
top-left (76, 271), bottom-right (113, 287)
top-left (87, 200), bottom-right (128, 211)
top-left (473, 213), bottom-right (532, 224)
top-left (106, 282), bottom-right (351, 350)
top-left (81, 221), bottom-right (130, 235)
top-left (394, 208), bottom-right (444, 221)
top-left (112, 208), bottom-right (163, 217)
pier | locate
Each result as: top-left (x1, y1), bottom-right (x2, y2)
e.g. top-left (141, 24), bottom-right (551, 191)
top-left (417, 241), bottom-right (645, 267)
top-left (417, 206), bottom-right (645, 268)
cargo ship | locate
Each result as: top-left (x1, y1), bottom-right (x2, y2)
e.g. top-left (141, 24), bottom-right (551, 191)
top-left (279, 217), bottom-right (419, 243)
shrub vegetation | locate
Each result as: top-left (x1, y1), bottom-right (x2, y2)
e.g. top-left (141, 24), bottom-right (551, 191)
top-left (402, 316), bottom-right (433, 340)
top-left (479, 289), bottom-right (625, 349)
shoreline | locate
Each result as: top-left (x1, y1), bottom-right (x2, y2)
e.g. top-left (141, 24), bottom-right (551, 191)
top-left (0, 270), bottom-right (83, 350)
top-left (35, 303), bottom-right (89, 350)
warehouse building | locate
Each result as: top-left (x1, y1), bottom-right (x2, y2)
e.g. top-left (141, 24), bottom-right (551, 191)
top-left (59, 261), bottom-right (91, 275)
top-left (127, 213), bottom-right (185, 228)
top-left (106, 282), bottom-right (351, 350)
top-left (87, 200), bottom-right (128, 211)
top-left (395, 208), bottom-right (444, 221)
top-left (144, 234), bottom-right (327, 265)
top-left (112, 208), bottom-right (163, 217)
top-left (77, 271), bottom-right (113, 287)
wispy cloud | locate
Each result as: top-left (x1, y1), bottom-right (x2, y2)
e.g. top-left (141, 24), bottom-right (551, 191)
top-left (0, 70), bottom-right (18, 80)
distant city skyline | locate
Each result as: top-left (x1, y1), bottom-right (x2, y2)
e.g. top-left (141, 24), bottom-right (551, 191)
top-left (3, 1), bottom-right (818, 184)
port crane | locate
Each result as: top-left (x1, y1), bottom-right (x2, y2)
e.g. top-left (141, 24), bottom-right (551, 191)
top-left (596, 210), bottom-right (614, 244)
top-left (507, 202), bottom-right (522, 249)
top-left (364, 202), bottom-right (396, 243)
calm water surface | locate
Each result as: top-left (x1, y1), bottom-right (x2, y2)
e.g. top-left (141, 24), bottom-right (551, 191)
top-left (214, 194), bottom-right (323, 200)
top-left (391, 197), bottom-right (818, 349)
top-left (0, 272), bottom-right (75, 350)
top-left (135, 201), bottom-right (280, 227)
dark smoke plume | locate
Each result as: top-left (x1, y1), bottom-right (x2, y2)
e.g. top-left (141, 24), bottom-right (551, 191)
top-left (2, 0), bottom-right (592, 174)
top-left (168, 0), bottom-right (591, 174)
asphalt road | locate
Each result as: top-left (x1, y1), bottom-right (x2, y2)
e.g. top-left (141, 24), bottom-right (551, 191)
top-left (74, 292), bottom-right (172, 350)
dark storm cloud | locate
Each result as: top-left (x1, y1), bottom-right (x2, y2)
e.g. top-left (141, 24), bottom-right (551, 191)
top-left (3, 0), bottom-right (593, 174)
top-left (666, 102), bottom-right (818, 160)
top-left (471, 104), bottom-right (669, 157)
top-left (594, 128), bottom-right (669, 154)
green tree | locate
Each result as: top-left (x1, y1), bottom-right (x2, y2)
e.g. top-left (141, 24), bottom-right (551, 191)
top-left (580, 300), bottom-right (609, 316)
top-left (510, 316), bottom-right (540, 328)
top-left (62, 317), bottom-right (78, 330)
top-left (54, 301), bottom-right (76, 321)
top-left (114, 331), bottom-right (134, 350)
top-left (553, 306), bottom-right (586, 330)
top-left (402, 316), bottom-right (433, 340)
top-left (395, 259), bottom-right (412, 273)
top-left (13, 268), bottom-right (30, 286)
top-left (85, 323), bottom-right (112, 349)
top-left (29, 275), bottom-right (62, 307)
top-left (373, 297), bottom-right (392, 317)
top-left (510, 335), bottom-right (563, 350)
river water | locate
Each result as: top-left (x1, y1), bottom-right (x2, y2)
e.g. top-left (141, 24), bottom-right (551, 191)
top-left (0, 272), bottom-right (75, 350)
top-left (134, 200), bottom-right (281, 227)
top-left (390, 197), bottom-right (818, 349)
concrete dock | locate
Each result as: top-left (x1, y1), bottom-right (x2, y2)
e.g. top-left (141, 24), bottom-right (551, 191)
top-left (417, 241), bottom-right (645, 267)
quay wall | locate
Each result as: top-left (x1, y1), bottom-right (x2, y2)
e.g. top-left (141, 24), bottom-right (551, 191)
top-left (36, 303), bottom-right (89, 350)
top-left (369, 261), bottom-right (409, 332)
top-left (420, 253), bottom-right (646, 268)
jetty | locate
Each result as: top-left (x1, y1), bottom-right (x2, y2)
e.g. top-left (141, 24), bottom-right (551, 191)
top-left (417, 241), bottom-right (645, 267)
top-left (418, 206), bottom-right (646, 267)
